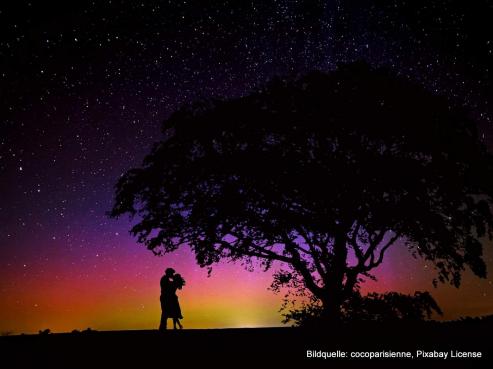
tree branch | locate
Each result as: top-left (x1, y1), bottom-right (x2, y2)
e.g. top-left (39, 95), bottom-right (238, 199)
top-left (372, 233), bottom-right (400, 268)
top-left (217, 239), bottom-right (293, 264)
top-left (282, 232), bottom-right (324, 298)
top-left (348, 221), bottom-right (364, 263)
top-left (354, 232), bottom-right (400, 272)
top-left (297, 226), bottom-right (328, 283)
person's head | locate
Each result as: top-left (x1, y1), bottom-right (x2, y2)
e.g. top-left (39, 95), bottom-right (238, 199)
top-left (173, 273), bottom-right (185, 289)
top-left (165, 268), bottom-right (175, 277)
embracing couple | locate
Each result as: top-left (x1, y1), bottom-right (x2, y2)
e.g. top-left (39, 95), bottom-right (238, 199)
top-left (159, 268), bottom-right (185, 330)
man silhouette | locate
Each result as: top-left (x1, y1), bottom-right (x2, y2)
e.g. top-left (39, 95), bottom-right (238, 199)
top-left (159, 267), bottom-right (175, 331)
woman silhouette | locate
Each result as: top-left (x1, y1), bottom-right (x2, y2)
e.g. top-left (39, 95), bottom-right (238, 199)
top-left (159, 268), bottom-right (185, 330)
top-left (171, 274), bottom-right (185, 329)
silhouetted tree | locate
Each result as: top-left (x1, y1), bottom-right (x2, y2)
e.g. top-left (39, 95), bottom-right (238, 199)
top-left (110, 62), bottom-right (493, 321)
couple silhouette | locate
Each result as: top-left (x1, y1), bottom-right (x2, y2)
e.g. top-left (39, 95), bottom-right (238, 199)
top-left (159, 268), bottom-right (185, 330)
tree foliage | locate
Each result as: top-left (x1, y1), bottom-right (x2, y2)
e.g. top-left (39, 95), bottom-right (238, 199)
top-left (110, 61), bottom-right (493, 319)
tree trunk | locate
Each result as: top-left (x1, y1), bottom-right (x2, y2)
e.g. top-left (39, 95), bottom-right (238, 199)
top-left (322, 301), bottom-right (341, 322)
top-left (318, 230), bottom-right (349, 323)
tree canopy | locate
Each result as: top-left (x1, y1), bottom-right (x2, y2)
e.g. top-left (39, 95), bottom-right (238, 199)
top-left (110, 61), bottom-right (493, 319)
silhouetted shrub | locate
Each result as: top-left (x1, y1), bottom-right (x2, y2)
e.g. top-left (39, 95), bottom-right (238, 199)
top-left (284, 291), bottom-right (442, 327)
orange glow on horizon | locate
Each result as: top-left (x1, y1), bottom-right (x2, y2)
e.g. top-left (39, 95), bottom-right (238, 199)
top-left (1, 239), bottom-right (493, 334)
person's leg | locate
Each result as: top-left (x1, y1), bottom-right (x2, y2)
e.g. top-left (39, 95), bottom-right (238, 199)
top-left (159, 314), bottom-right (167, 331)
top-left (159, 298), bottom-right (167, 330)
top-left (173, 318), bottom-right (178, 330)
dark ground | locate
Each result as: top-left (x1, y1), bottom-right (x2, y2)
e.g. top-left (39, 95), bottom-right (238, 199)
top-left (1, 319), bottom-right (492, 368)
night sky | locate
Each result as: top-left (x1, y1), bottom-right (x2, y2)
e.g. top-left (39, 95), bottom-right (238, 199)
top-left (1, 0), bottom-right (492, 334)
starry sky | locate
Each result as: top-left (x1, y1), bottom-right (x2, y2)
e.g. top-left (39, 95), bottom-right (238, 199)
top-left (1, 0), bottom-right (492, 334)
